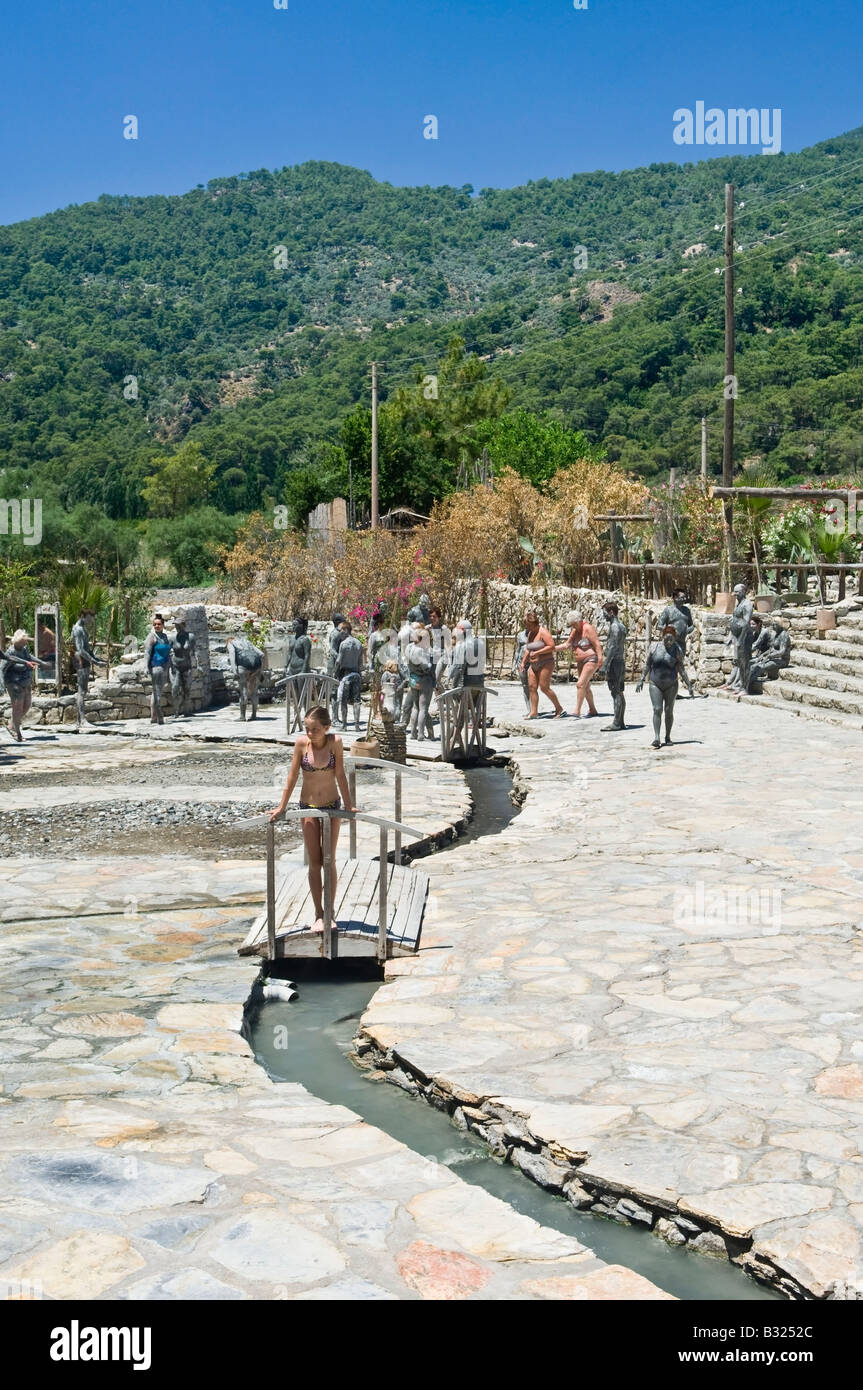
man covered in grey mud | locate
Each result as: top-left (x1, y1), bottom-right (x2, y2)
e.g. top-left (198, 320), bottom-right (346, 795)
top-left (144, 614), bottom-right (173, 725)
top-left (512, 625), bottom-right (531, 714)
top-left (169, 610), bottom-right (198, 718)
top-left (285, 617), bottom-right (312, 678)
top-left (657, 589), bottom-right (696, 697)
top-left (326, 612), bottom-right (347, 721)
top-left (724, 583), bottom-right (755, 693)
top-left (596, 598), bottom-right (628, 731)
top-left (228, 632), bottom-right (265, 721)
top-left (335, 620), bottom-right (364, 731)
top-left (747, 616), bottom-right (791, 694)
top-left (70, 609), bottom-right (105, 732)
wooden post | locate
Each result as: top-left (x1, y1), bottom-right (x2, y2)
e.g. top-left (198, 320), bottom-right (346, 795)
top-left (371, 361), bottom-right (379, 530)
top-left (394, 770), bottom-right (402, 866)
top-left (701, 416), bottom-right (707, 485)
top-left (124, 594), bottom-right (131, 638)
top-left (377, 825), bottom-right (388, 963)
top-left (322, 814), bottom-right (335, 959)
top-left (609, 509), bottom-right (619, 565)
top-left (348, 770), bottom-right (357, 859)
top-left (266, 820), bottom-right (277, 961)
top-left (106, 606), bottom-right (115, 680)
top-left (722, 182), bottom-right (736, 582)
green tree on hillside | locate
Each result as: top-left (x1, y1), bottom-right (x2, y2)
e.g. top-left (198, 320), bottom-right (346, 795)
top-left (141, 442), bottom-right (217, 518)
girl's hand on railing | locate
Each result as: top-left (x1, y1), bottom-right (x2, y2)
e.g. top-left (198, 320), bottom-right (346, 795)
top-left (269, 806), bottom-right (286, 822)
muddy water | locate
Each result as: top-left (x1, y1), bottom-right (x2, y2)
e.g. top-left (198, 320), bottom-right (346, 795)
top-left (249, 766), bottom-right (778, 1302)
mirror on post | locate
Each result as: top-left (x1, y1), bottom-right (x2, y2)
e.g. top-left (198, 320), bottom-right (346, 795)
top-left (34, 602), bottom-right (61, 694)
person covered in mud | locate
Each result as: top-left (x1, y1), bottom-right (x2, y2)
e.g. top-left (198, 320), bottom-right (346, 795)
top-left (144, 614), bottom-right (173, 726)
top-left (1, 630), bottom-right (52, 742)
top-left (227, 632), bottom-right (266, 721)
top-left (169, 610), bottom-right (198, 718)
top-left (70, 608), bottom-right (105, 731)
top-left (270, 705), bottom-right (355, 934)
top-left (637, 623), bottom-right (687, 749)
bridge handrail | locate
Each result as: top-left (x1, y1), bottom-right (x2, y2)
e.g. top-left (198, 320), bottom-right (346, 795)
top-left (436, 684), bottom-right (498, 702)
top-left (261, 806), bottom-right (426, 963)
top-left (269, 806), bottom-right (425, 838)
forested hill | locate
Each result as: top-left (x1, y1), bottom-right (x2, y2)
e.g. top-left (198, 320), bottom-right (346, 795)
top-left (3, 127), bottom-right (863, 522)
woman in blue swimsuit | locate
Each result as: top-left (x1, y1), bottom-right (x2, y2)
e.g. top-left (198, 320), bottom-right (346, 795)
top-left (270, 705), bottom-right (354, 933)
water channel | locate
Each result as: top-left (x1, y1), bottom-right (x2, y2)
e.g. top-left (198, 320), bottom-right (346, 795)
top-left (247, 766), bottom-right (779, 1302)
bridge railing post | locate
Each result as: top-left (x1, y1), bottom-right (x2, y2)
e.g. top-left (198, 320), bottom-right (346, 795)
top-left (378, 824), bottom-right (388, 963)
top-left (394, 770), bottom-right (402, 866)
top-left (348, 768), bottom-right (357, 859)
top-left (322, 814), bottom-right (335, 959)
top-left (266, 819), bottom-right (276, 960)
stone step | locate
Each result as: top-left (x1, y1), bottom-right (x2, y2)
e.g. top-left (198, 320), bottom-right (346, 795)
top-left (776, 678), bottom-right (863, 718)
top-left (833, 622), bottom-right (863, 646)
top-left (790, 646), bottom-right (863, 678)
top-left (780, 664), bottom-right (863, 696)
top-left (714, 686), bottom-right (863, 732)
top-left (797, 637), bottom-right (863, 662)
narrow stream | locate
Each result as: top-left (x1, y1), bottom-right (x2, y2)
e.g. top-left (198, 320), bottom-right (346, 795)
top-left (247, 766), bottom-right (779, 1302)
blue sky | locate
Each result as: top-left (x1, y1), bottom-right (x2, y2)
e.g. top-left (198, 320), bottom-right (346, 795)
top-left (1, 0), bottom-right (861, 225)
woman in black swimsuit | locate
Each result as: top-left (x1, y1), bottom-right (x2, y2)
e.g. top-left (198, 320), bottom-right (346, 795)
top-left (636, 626), bottom-right (686, 749)
top-left (270, 705), bottom-right (354, 932)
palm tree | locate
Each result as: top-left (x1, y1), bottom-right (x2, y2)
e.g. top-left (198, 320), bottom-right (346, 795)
top-left (787, 518), bottom-right (858, 603)
top-left (734, 460), bottom-right (778, 593)
top-left (58, 567), bottom-right (110, 679)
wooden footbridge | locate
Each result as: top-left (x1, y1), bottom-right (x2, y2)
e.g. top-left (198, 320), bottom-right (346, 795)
top-left (238, 757), bottom-right (430, 963)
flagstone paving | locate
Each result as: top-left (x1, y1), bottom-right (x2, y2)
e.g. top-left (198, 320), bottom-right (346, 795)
top-left (4, 683), bottom-right (862, 1299)
top-left (359, 685), bottom-right (863, 1299)
top-left (0, 863), bottom-right (668, 1302)
top-left (0, 729), bottom-right (668, 1302)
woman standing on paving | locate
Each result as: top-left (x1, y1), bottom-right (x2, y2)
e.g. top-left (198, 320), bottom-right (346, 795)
top-left (270, 705), bottom-right (355, 934)
top-left (521, 610), bottom-right (564, 719)
top-left (636, 624), bottom-right (687, 749)
top-left (1, 629), bottom-right (51, 742)
top-left (556, 611), bottom-right (603, 718)
top-left (144, 614), bottom-right (173, 725)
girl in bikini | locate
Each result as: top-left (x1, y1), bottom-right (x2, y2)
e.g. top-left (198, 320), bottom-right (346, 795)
top-left (270, 705), bottom-right (355, 933)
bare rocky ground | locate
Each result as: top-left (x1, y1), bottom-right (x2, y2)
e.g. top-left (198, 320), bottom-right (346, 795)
top-left (0, 745), bottom-right (295, 858)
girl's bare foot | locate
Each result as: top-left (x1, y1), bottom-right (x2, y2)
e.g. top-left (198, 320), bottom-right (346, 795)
top-left (311, 916), bottom-right (325, 934)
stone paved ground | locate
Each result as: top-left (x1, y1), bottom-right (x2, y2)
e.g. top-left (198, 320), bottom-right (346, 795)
top-left (360, 684), bottom-right (863, 1299)
top-left (0, 730), bottom-right (669, 1301)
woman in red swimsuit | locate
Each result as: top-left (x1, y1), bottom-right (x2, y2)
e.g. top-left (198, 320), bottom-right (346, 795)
top-left (270, 705), bottom-right (354, 933)
top-left (556, 610), bottom-right (603, 717)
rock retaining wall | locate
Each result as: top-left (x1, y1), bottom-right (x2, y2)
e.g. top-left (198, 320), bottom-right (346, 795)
top-left (351, 1037), bottom-right (814, 1295)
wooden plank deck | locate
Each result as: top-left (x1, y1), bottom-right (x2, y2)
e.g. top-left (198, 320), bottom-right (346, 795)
top-left (239, 855), bottom-right (429, 960)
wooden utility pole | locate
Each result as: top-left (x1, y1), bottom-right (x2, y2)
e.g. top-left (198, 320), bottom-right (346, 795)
top-left (723, 183), bottom-right (736, 582)
top-left (701, 416), bottom-right (707, 485)
top-left (370, 361), bottom-right (379, 530)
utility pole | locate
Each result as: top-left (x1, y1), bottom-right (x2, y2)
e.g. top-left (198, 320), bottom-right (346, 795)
top-left (723, 182), bottom-right (736, 581)
top-left (370, 361), bottom-right (379, 530)
top-left (701, 416), bottom-right (707, 485)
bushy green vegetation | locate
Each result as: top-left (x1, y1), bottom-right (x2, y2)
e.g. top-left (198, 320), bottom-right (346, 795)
top-left (3, 130), bottom-right (863, 583)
